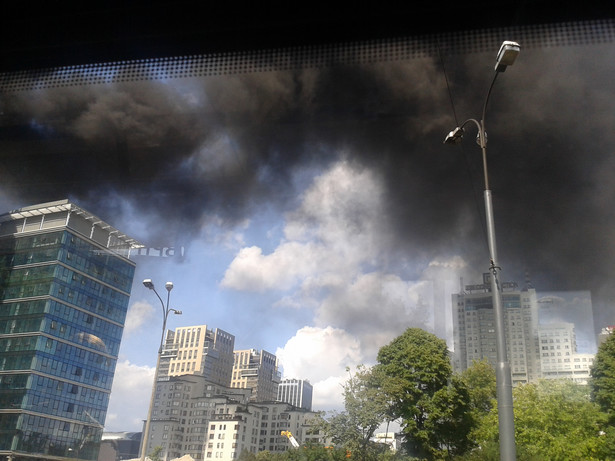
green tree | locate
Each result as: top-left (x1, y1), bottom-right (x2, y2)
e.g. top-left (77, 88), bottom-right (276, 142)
top-left (317, 365), bottom-right (389, 461)
top-left (237, 450), bottom-right (258, 461)
top-left (591, 333), bottom-right (615, 422)
top-left (468, 379), bottom-right (609, 460)
top-left (460, 359), bottom-right (496, 415)
top-left (284, 445), bottom-right (350, 461)
top-left (375, 328), bottom-right (473, 460)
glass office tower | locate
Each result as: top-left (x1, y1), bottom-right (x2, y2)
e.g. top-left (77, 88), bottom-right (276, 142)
top-left (0, 200), bottom-right (141, 461)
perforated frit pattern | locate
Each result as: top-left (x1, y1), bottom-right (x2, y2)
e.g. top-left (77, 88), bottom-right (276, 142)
top-left (1, 20), bottom-right (613, 93)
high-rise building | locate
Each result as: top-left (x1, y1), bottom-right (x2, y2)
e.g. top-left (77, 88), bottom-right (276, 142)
top-left (539, 323), bottom-right (594, 384)
top-left (0, 200), bottom-right (140, 461)
top-left (277, 379), bottom-right (313, 411)
top-left (231, 350), bottom-right (280, 402)
top-left (452, 274), bottom-right (541, 384)
top-left (161, 325), bottom-right (235, 386)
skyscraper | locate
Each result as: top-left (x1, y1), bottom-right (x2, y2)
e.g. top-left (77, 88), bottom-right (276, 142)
top-left (231, 349), bottom-right (280, 402)
top-left (277, 379), bottom-right (313, 411)
top-left (452, 274), bottom-right (541, 384)
top-left (0, 200), bottom-right (141, 461)
top-left (161, 325), bottom-right (235, 386)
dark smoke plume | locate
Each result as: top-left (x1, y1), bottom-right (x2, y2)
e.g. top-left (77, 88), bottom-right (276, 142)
top-left (1, 30), bottom-right (615, 333)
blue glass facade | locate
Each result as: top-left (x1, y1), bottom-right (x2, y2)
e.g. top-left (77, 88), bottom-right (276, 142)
top-left (0, 201), bottom-right (140, 461)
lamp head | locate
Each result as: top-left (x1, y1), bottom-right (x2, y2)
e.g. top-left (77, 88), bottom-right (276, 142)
top-left (495, 41), bottom-right (520, 72)
top-left (143, 279), bottom-right (154, 289)
top-left (172, 309), bottom-right (182, 315)
top-left (444, 127), bottom-right (464, 145)
top-left (165, 281), bottom-right (174, 292)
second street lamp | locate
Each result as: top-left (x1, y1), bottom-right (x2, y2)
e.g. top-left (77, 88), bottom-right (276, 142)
top-left (139, 279), bottom-right (182, 461)
top-left (444, 41), bottom-right (520, 461)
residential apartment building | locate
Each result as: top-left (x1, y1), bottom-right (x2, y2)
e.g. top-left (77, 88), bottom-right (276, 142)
top-left (0, 200), bottom-right (140, 461)
top-left (145, 374), bottom-right (252, 460)
top-left (206, 401), bottom-right (320, 460)
top-left (277, 379), bottom-right (313, 411)
top-left (161, 325), bottom-right (235, 386)
top-left (452, 274), bottom-right (541, 384)
top-left (145, 375), bottom-right (319, 461)
top-left (231, 350), bottom-right (280, 402)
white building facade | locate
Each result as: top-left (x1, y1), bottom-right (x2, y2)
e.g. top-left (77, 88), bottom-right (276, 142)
top-left (277, 379), bottom-right (313, 411)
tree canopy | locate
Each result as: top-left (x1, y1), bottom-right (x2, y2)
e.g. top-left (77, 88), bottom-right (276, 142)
top-left (591, 333), bottom-right (615, 422)
top-left (375, 328), bottom-right (473, 460)
top-left (316, 365), bottom-right (390, 461)
top-left (467, 379), bottom-right (610, 460)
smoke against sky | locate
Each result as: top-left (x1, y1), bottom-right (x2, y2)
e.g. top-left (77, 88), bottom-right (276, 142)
top-left (1, 26), bottom-right (614, 430)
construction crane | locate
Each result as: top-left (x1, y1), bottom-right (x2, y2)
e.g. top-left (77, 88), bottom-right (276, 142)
top-left (281, 431), bottom-right (300, 448)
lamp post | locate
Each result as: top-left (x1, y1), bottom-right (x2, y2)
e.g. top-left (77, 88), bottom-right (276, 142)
top-left (139, 279), bottom-right (182, 461)
top-left (444, 41), bottom-right (520, 461)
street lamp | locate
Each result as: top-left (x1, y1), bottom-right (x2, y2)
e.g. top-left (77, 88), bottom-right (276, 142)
top-left (444, 40), bottom-right (520, 461)
top-left (139, 279), bottom-right (182, 461)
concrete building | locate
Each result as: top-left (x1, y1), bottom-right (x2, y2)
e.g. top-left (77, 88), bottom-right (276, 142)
top-left (0, 200), bottom-right (141, 461)
top-left (538, 322), bottom-right (595, 384)
top-left (231, 350), bottom-right (280, 402)
top-left (255, 402), bottom-right (321, 453)
top-left (452, 274), bottom-right (541, 384)
top-left (539, 323), bottom-right (578, 379)
top-left (162, 325), bottom-right (235, 386)
top-left (205, 401), bottom-right (320, 459)
top-left (276, 379), bottom-right (313, 411)
top-left (145, 375), bottom-right (251, 460)
top-left (145, 375), bottom-right (319, 461)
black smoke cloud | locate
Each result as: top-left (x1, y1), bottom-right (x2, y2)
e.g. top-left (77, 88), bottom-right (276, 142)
top-left (1, 33), bottom-right (614, 331)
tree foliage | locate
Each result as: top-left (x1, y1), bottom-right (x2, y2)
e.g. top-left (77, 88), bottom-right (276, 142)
top-left (591, 333), bottom-right (615, 422)
top-left (467, 379), bottom-right (609, 460)
top-left (460, 359), bottom-right (496, 415)
top-left (240, 446), bottom-right (351, 461)
top-left (375, 328), bottom-right (473, 460)
top-left (317, 365), bottom-right (389, 461)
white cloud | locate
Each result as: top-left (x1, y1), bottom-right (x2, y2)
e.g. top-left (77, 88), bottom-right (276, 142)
top-left (220, 243), bottom-right (322, 292)
top-left (105, 360), bottom-right (155, 432)
top-left (221, 160), bottom-right (389, 293)
top-left (123, 301), bottom-right (155, 337)
top-left (312, 376), bottom-right (346, 413)
top-left (276, 326), bottom-right (363, 411)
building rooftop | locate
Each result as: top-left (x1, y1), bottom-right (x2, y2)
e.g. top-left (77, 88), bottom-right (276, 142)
top-left (0, 199), bottom-right (144, 252)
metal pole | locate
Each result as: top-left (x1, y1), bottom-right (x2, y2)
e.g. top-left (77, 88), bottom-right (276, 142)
top-left (139, 286), bottom-right (170, 461)
top-left (484, 191), bottom-right (516, 461)
top-left (480, 122), bottom-right (516, 461)
top-left (139, 346), bottom-right (162, 461)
